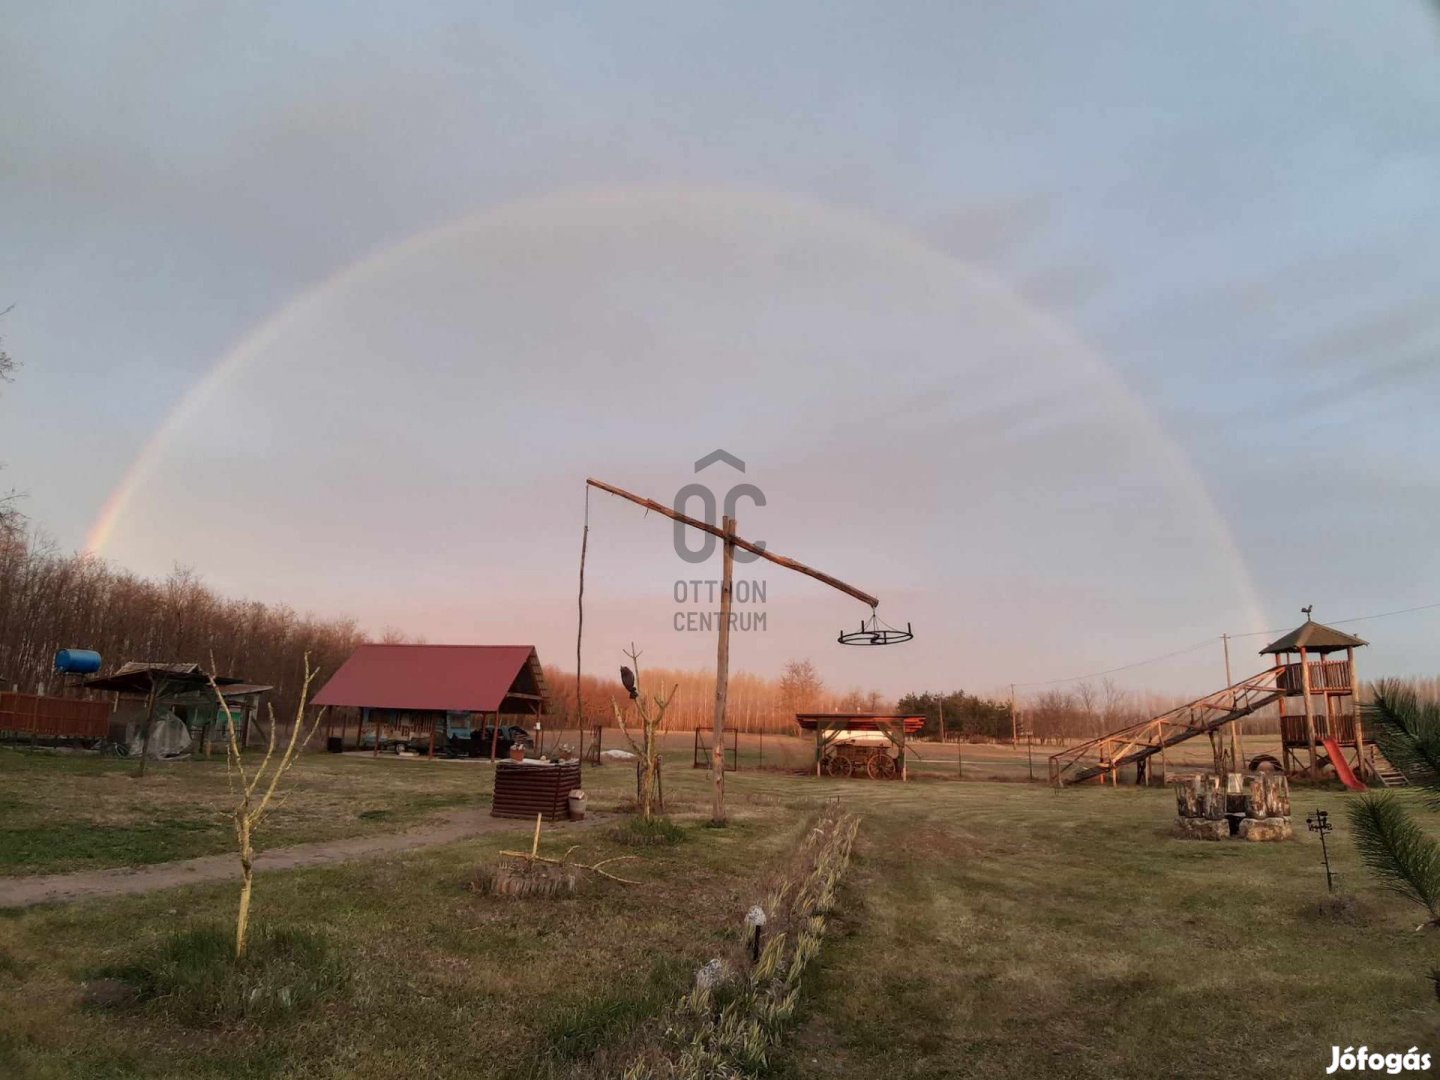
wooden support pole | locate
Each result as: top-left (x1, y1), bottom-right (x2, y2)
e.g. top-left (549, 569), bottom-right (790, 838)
top-left (1348, 645), bottom-right (1365, 778)
top-left (900, 716), bottom-right (907, 782)
top-left (711, 514), bottom-right (735, 823)
top-left (1300, 648), bottom-right (1318, 779)
top-left (428, 714), bottom-right (436, 760)
top-left (136, 675), bottom-right (163, 777)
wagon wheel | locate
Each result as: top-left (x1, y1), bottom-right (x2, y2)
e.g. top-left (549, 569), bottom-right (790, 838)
top-left (867, 753), bottom-right (898, 780)
top-left (824, 753), bottom-right (855, 779)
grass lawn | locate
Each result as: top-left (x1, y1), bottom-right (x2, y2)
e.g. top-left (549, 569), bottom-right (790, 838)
top-left (0, 750), bottom-right (1437, 1078)
top-left (0, 748), bottom-right (494, 875)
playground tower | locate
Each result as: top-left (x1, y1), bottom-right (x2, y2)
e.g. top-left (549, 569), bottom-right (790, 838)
top-left (1259, 616), bottom-right (1367, 780)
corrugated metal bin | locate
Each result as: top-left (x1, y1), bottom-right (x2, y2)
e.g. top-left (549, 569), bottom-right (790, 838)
top-left (491, 760), bottom-right (582, 821)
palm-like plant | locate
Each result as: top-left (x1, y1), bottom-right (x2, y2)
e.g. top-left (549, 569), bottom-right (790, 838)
top-left (1350, 793), bottom-right (1440, 926)
top-left (1349, 682), bottom-right (1440, 928)
top-left (1366, 680), bottom-right (1440, 798)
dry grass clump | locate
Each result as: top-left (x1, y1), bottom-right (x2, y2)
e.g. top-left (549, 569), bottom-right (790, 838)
top-left (611, 816), bottom-right (687, 847)
top-left (87, 923), bottom-right (347, 1027)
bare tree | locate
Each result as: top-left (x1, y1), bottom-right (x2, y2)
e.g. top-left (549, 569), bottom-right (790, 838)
top-left (611, 644), bottom-right (676, 820)
top-left (0, 308), bottom-right (22, 535)
top-left (779, 659), bottom-right (824, 716)
top-left (209, 656), bottom-right (326, 959)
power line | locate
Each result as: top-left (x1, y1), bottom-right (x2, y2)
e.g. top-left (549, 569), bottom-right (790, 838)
top-left (1012, 637), bottom-right (1218, 688)
top-left (1011, 598), bottom-right (1440, 690)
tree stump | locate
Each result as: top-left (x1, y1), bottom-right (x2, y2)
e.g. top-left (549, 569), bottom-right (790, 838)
top-left (1245, 774), bottom-right (1266, 818)
top-left (1239, 817), bottom-right (1293, 842)
top-left (1262, 773), bottom-right (1290, 818)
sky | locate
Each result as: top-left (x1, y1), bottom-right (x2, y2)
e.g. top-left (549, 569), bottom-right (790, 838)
top-left (3, 2), bottom-right (1439, 700)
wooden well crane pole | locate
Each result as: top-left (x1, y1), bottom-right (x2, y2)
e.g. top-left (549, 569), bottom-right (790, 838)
top-left (586, 477), bottom-right (879, 824)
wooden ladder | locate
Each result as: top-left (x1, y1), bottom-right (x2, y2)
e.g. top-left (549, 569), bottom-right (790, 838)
top-left (1370, 747), bottom-right (1410, 787)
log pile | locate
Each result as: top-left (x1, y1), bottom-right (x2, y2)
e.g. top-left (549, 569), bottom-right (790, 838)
top-left (1173, 772), bottom-right (1292, 842)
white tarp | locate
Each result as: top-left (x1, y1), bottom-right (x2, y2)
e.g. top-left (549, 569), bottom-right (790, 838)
top-left (126, 710), bottom-right (193, 759)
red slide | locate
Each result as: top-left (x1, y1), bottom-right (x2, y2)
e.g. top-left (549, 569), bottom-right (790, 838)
top-left (1321, 737), bottom-right (1367, 791)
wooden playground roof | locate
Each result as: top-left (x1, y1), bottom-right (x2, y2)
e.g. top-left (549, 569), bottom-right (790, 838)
top-left (1259, 620), bottom-right (1367, 655)
top-left (795, 713), bottom-right (925, 733)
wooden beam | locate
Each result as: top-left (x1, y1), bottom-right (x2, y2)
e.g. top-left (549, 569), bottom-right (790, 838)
top-left (586, 477), bottom-right (879, 608)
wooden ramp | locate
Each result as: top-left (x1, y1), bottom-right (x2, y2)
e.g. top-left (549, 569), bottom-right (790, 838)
top-left (1048, 667), bottom-right (1285, 787)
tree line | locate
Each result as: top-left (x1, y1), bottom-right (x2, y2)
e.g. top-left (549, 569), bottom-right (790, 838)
top-left (0, 528), bottom-right (364, 725)
top-left (542, 658), bottom-right (893, 734)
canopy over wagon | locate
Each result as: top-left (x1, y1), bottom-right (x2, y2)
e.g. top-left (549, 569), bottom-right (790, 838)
top-left (796, 713), bottom-right (924, 781)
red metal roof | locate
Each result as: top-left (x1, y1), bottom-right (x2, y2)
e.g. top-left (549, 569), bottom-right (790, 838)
top-left (312, 645), bottom-right (543, 713)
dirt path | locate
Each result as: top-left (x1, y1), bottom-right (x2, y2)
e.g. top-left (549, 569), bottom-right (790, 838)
top-left (0, 806), bottom-right (603, 909)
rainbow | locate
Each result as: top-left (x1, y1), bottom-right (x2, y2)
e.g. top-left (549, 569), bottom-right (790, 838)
top-left (84, 185), bottom-right (1266, 635)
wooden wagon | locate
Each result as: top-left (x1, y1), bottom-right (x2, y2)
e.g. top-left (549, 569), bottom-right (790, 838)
top-left (795, 713), bottom-right (924, 781)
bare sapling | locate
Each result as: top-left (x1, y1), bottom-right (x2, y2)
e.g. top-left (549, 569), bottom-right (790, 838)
top-left (611, 643), bottom-right (676, 820)
top-left (208, 655), bottom-right (327, 959)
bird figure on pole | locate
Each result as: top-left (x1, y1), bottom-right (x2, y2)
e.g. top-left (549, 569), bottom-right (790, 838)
top-left (620, 665), bottom-right (639, 701)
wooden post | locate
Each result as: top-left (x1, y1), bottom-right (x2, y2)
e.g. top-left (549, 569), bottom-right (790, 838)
top-left (711, 514), bottom-right (735, 824)
top-left (937, 693), bottom-right (945, 743)
top-left (899, 718), bottom-right (908, 782)
top-left (371, 708), bottom-right (380, 757)
top-left (428, 714), bottom-right (436, 759)
top-left (1299, 647), bottom-right (1318, 778)
top-left (136, 675), bottom-right (162, 777)
top-left (1348, 645), bottom-right (1365, 778)
top-left (490, 712), bottom-right (500, 761)
top-left (1222, 632), bottom-right (1244, 773)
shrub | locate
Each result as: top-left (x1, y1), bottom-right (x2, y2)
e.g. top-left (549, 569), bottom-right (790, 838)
top-left (611, 816), bottom-right (686, 847)
top-left (91, 923), bottom-right (347, 1026)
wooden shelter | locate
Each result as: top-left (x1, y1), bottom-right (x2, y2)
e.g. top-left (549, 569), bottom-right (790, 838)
top-left (797, 713), bottom-right (924, 781)
top-left (83, 662), bottom-right (270, 751)
top-left (1260, 617), bottom-right (1368, 780)
top-left (312, 644), bottom-right (549, 759)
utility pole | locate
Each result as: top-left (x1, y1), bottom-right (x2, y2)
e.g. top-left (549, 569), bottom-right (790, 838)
top-left (937, 691), bottom-right (945, 743)
top-left (1223, 632), bottom-right (1244, 774)
top-left (588, 477), bottom-right (878, 825)
top-left (1009, 683), bottom-right (1017, 745)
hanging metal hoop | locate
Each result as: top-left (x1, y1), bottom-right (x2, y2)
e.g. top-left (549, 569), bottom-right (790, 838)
top-left (837, 611), bottom-right (914, 646)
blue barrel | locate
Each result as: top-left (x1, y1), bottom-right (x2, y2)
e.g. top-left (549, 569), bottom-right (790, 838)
top-left (54, 649), bottom-right (102, 675)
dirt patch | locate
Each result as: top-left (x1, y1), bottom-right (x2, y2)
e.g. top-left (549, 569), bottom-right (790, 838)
top-left (0, 807), bottom-right (605, 909)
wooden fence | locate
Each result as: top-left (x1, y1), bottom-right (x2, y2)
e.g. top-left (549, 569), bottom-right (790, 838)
top-left (0, 692), bottom-right (112, 740)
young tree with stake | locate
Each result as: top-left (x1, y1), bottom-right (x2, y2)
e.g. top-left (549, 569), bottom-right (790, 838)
top-left (208, 655), bottom-right (327, 959)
